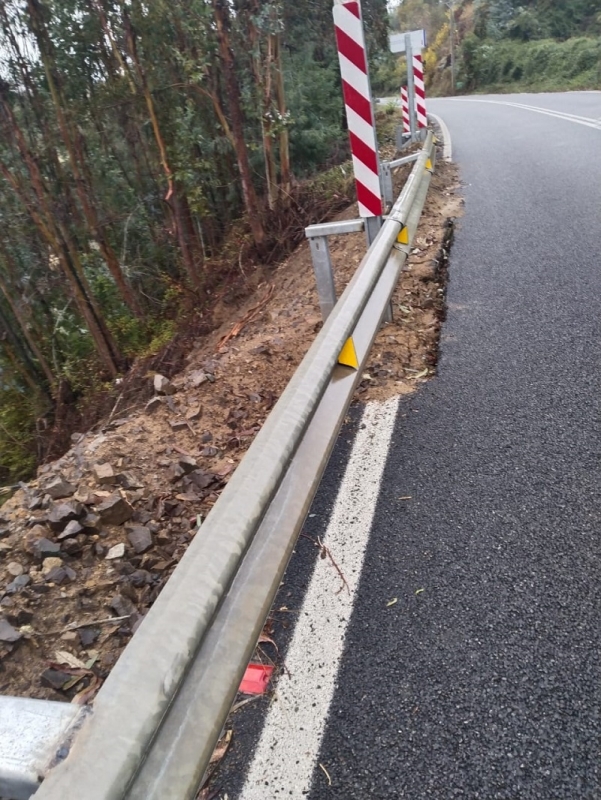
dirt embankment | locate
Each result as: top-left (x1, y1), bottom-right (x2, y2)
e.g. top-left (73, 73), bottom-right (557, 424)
top-left (0, 140), bottom-right (462, 705)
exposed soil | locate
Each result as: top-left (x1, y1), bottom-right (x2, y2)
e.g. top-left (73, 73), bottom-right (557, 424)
top-left (0, 133), bottom-right (462, 707)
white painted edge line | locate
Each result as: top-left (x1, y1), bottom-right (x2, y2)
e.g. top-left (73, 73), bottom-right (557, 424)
top-left (454, 98), bottom-right (601, 132)
top-left (240, 396), bottom-right (401, 798)
top-left (428, 112), bottom-right (453, 162)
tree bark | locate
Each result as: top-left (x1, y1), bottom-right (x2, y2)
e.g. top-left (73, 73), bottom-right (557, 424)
top-left (213, 0), bottom-right (266, 249)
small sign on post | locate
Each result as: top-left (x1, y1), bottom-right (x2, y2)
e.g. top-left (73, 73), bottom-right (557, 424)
top-left (389, 29), bottom-right (426, 54)
top-left (333, 0), bottom-right (383, 244)
top-left (389, 28), bottom-right (428, 142)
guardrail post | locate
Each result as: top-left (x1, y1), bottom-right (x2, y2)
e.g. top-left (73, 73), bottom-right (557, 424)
top-left (308, 236), bottom-right (337, 321)
top-left (381, 161), bottom-right (394, 209)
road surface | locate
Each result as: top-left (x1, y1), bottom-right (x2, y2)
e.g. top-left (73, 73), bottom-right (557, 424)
top-left (220, 92), bottom-right (601, 799)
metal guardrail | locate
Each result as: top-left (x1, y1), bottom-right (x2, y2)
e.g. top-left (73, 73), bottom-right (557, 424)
top-left (1, 131), bottom-right (436, 800)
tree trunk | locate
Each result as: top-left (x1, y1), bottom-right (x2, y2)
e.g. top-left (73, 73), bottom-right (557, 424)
top-left (26, 0), bottom-right (144, 318)
top-left (213, 0), bottom-right (266, 250)
top-left (274, 33), bottom-right (291, 196)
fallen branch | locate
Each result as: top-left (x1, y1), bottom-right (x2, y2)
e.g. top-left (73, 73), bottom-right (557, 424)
top-left (217, 284), bottom-right (275, 350)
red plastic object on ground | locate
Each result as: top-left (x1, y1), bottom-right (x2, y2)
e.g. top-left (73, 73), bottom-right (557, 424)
top-left (239, 663), bottom-right (274, 695)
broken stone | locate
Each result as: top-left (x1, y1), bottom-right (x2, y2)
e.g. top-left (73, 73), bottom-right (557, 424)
top-left (189, 470), bottom-right (216, 490)
top-left (0, 528), bottom-right (10, 540)
top-left (145, 396), bottom-right (165, 414)
top-left (188, 369), bottom-right (208, 388)
top-left (0, 619), bottom-right (22, 643)
top-left (6, 609), bottom-right (33, 626)
top-left (200, 432), bottom-right (213, 443)
top-left (128, 569), bottom-right (152, 587)
top-left (81, 513), bottom-right (101, 533)
top-left (169, 420), bottom-right (189, 432)
top-left (178, 456), bottom-right (198, 474)
top-left (200, 445), bottom-right (218, 458)
top-left (106, 543), bottom-right (125, 560)
top-left (78, 628), bottom-right (99, 647)
top-left (185, 404), bottom-right (202, 421)
top-left (45, 477), bottom-right (76, 500)
top-left (110, 593), bottom-right (137, 617)
top-left (5, 575), bottom-right (31, 594)
top-left (41, 668), bottom-right (71, 691)
top-left (166, 463), bottom-right (185, 483)
top-left (93, 463), bottom-right (116, 485)
top-left (60, 539), bottom-right (82, 557)
top-left (6, 562), bottom-right (24, 577)
top-left (58, 520), bottom-right (84, 540)
top-left (127, 526), bottom-right (153, 555)
top-left (28, 493), bottom-right (44, 511)
top-left (33, 538), bottom-right (61, 560)
top-left (48, 502), bottom-right (84, 532)
top-left (94, 543), bottom-right (106, 557)
top-left (154, 374), bottom-right (176, 395)
top-left (96, 495), bottom-right (133, 526)
top-left (116, 471), bottom-right (143, 490)
top-left (42, 557), bottom-right (64, 576)
top-left (44, 566), bottom-right (68, 585)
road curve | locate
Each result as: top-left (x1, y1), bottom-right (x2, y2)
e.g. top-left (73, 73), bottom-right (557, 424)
top-left (224, 92), bottom-right (601, 799)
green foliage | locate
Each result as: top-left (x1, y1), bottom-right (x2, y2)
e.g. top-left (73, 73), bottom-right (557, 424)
top-left (460, 35), bottom-right (601, 91)
top-left (0, 387), bottom-right (38, 483)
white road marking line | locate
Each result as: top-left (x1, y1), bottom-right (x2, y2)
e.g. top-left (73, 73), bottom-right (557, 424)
top-left (455, 98), bottom-right (601, 131)
top-left (240, 396), bottom-right (401, 798)
top-left (428, 112), bottom-right (453, 161)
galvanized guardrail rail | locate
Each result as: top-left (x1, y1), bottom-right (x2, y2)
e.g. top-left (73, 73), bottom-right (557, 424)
top-left (0, 131), bottom-right (436, 800)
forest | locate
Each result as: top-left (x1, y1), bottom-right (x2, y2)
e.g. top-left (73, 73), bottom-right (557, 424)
top-left (1, 0), bottom-right (599, 484)
top-left (386, 0), bottom-right (601, 94)
top-left (0, 0), bottom-right (388, 482)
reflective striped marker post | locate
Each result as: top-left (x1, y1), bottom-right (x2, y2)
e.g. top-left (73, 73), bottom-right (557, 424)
top-left (333, 0), bottom-right (383, 244)
top-left (401, 86), bottom-right (410, 135)
top-left (413, 53), bottom-right (428, 130)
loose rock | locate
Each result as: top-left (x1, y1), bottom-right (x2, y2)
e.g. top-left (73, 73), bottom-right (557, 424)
top-left (127, 526), bottom-right (153, 555)
top-left (178, 456), bottom-right (197, 474)
top-left (0, 619), bottom-right (22, 643)
top-left (154, 374), bottom-right (176, 395)
top-left (185, 405), bottom-right (202, 421)
top-left (145, 397), bottom-right (165, 414)
top-left (96, 495), bottom-right (133, 526)
top-left (106, 543), bottom-right (125, 560)
top-left (188, 370), bottom-right (208, 388)
top-left (6, 562), bottom-right (24, 577)
top-left (33, 538), bottom-right (61, 560)
top-left (48, 502), bottom-right (84, 532)
top-left (45, 477), bottom-right (76, 500)
top-left (110, 593), bottom-right (137, 617)
top-left (166, 463), bottom-right (185, 483)
top-left (93, 463), bottom-right (116, 486)
top-left (42, 557), bottom-right (64, 576)
top-left (58, 520), bottom-right (84, 540)
top-left (5, 575), bottom-right (31, 594)
top-left (169, 420), bottom-right (189, 432)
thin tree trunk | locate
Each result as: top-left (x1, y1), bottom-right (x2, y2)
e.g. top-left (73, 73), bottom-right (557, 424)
top-left (26, 0), bottom-right (144, 318)
top-left (274, 34), bottom-right (291, 196)
top-left (0, 267), bottom-right (56, 390)
top-left (213, 0), bottom-right (266, 249)
top-left (124, 13), bottom-right (204, 288)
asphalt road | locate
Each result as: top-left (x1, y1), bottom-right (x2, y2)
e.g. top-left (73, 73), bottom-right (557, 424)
top-left (224, 92), bottom-right (601, 799)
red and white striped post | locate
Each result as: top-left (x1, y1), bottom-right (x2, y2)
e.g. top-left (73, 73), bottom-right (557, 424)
top-left (333, 0), bottom-right (383, 243)
top-left (400, 86), bottom-right (410, 135)
top-left (413, 53), bottom-right (428, 129)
